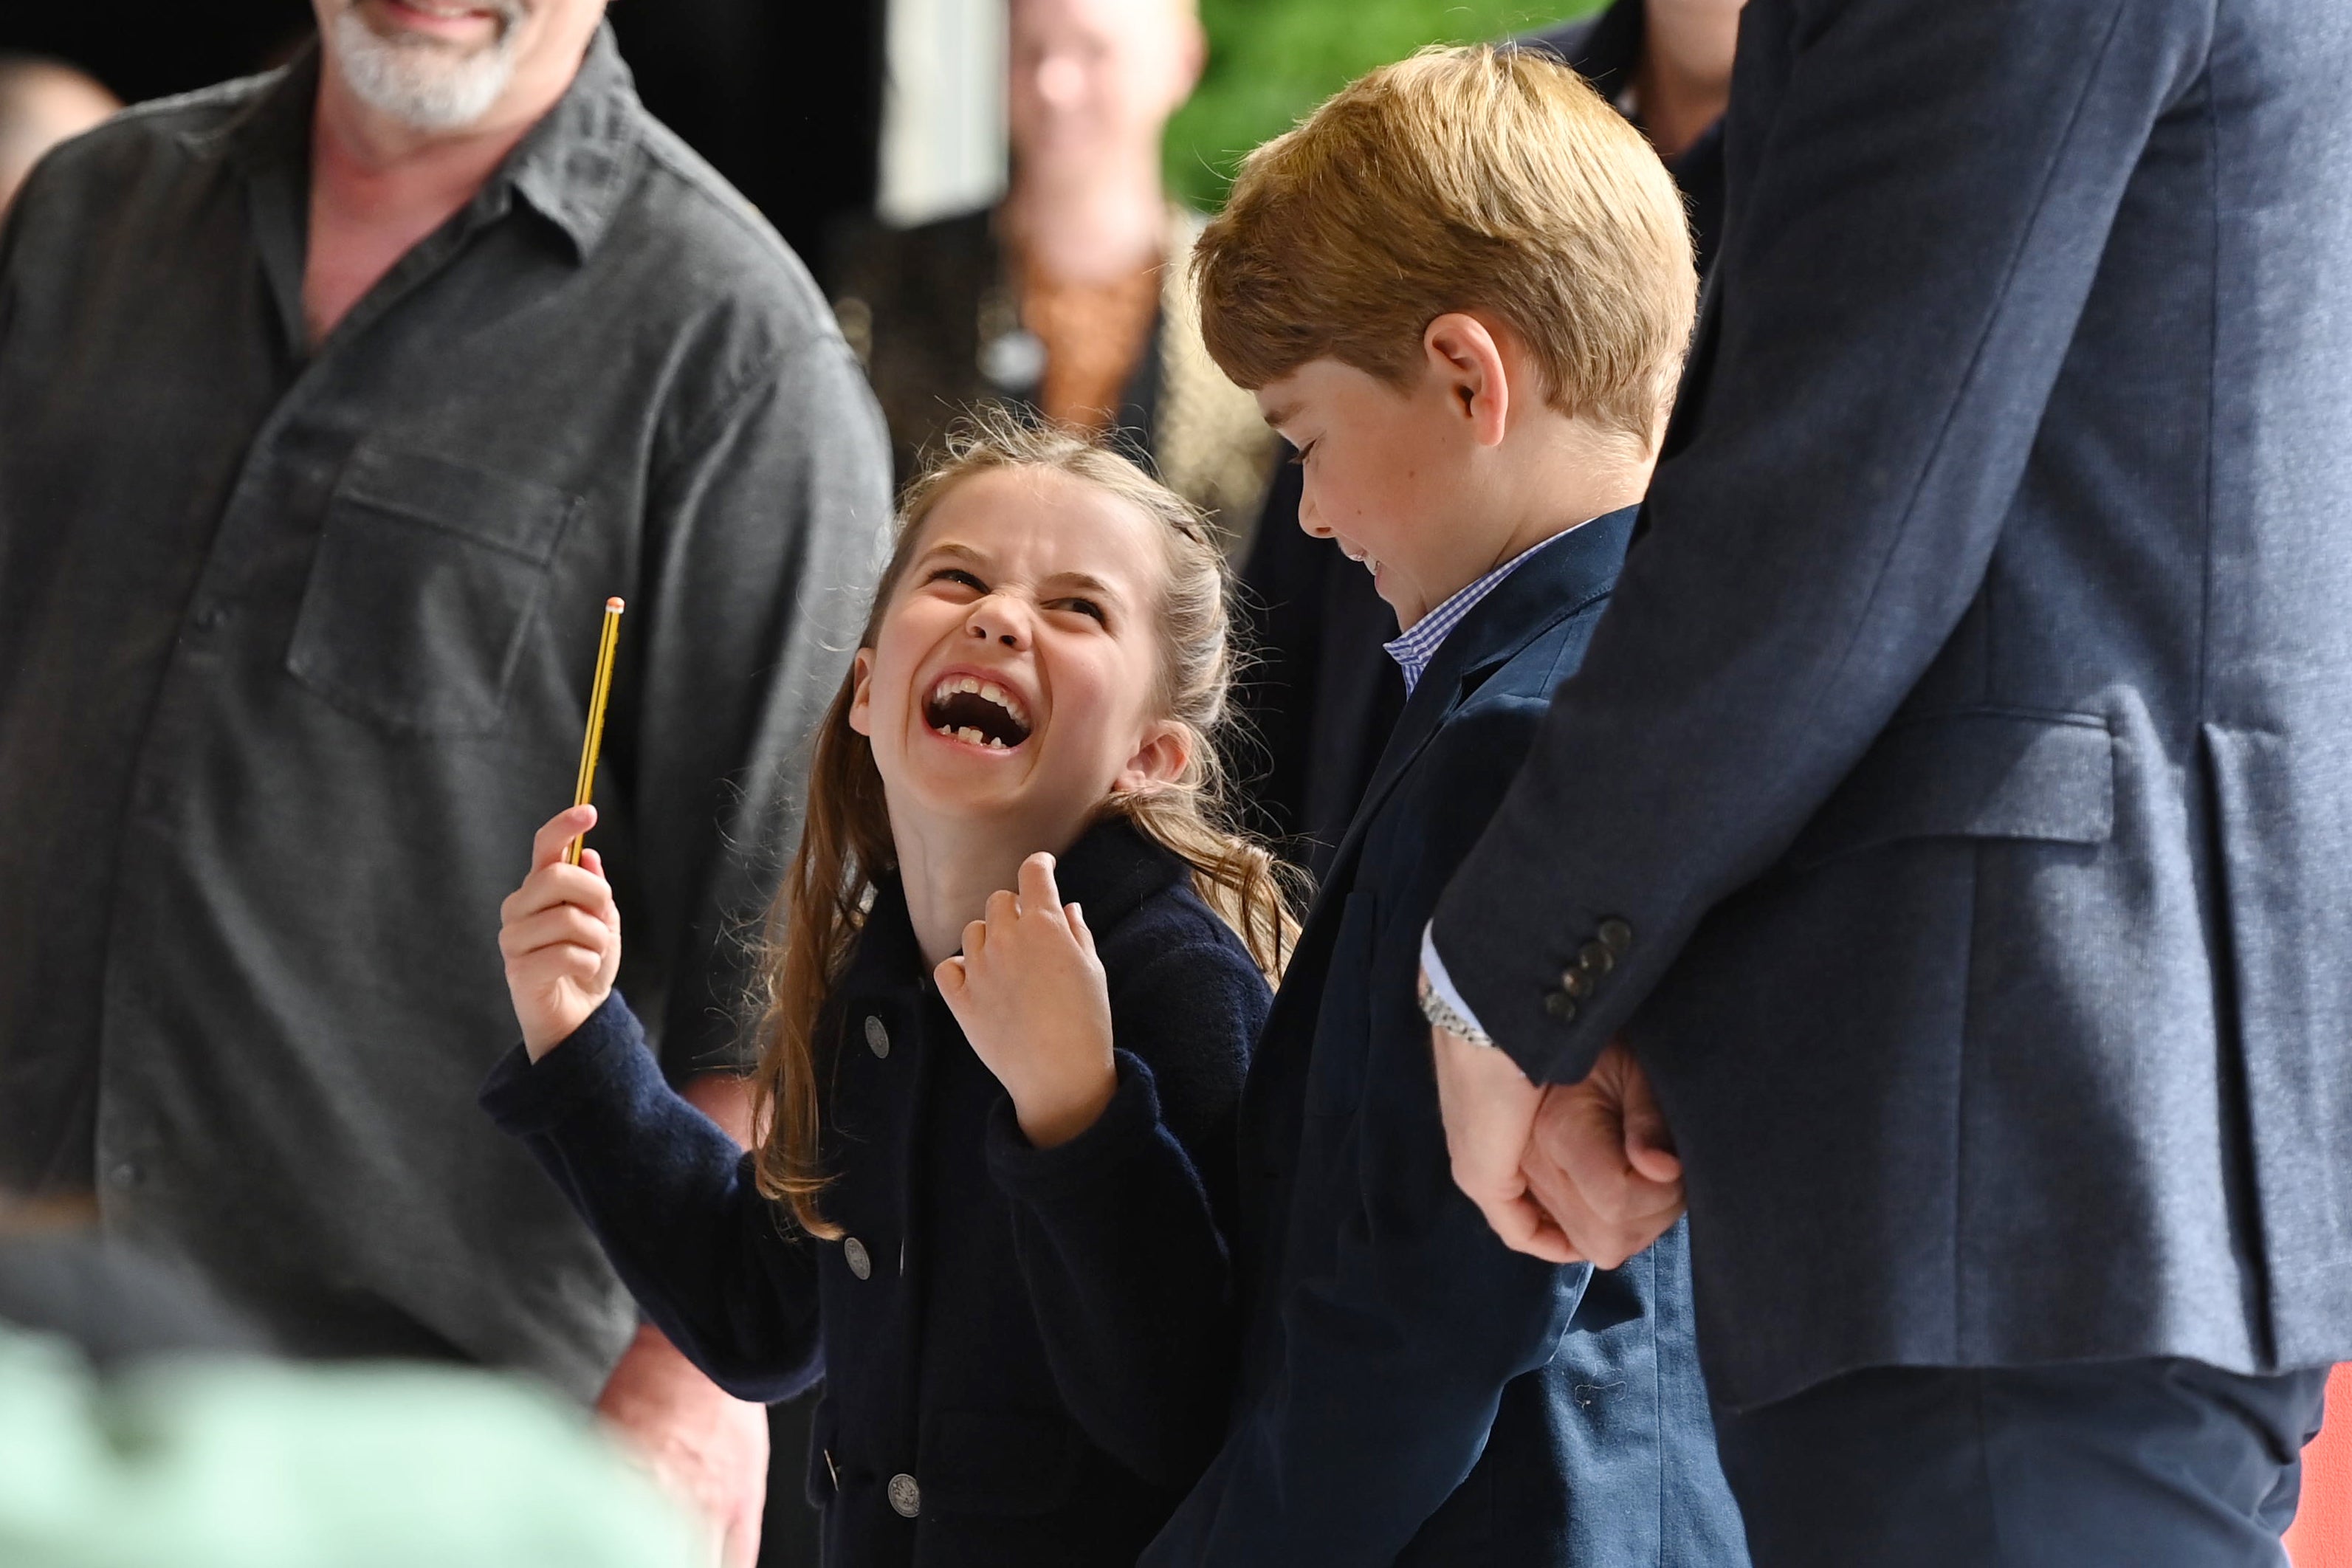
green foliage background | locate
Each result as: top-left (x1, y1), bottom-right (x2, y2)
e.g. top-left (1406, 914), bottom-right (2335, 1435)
top-left (1165, 0), bottom-right (1607, 210)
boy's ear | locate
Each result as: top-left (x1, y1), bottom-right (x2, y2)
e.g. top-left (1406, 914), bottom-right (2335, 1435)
top-left (1423, 312), bottom-right (1511, 450)
top-left (1113, 719), bottom-right (1192, 795)
top-left (846, 647), bottom-right (877, 737)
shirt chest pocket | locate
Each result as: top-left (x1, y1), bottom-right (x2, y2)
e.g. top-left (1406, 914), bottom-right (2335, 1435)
top-left (286, 441), bottom-right (580, 735)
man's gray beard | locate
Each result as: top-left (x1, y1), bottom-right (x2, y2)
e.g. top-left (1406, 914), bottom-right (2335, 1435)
top-left (327, 2), bottom-right (523, 132)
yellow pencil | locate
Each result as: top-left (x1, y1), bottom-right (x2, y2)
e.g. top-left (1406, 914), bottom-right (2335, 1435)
top-left (566, 596), bottom-right (625, 867)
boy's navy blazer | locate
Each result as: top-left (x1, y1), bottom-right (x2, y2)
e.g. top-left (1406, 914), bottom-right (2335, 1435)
top-left (482, 818), bottom-right (1269, 1568)
top-left (1149, 508), bottom-right (1744, 1567)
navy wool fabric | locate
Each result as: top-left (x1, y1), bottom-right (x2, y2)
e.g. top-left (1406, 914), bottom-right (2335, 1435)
top-left (1432, 0), bottom-right (2352, 1412)
top-left (1711, 1359), bottom-right (2328, 1568)
top-left (1149, 512), bottom-right (1747, 1567)
top-left (482, 818), bottom-right (1268, 1567)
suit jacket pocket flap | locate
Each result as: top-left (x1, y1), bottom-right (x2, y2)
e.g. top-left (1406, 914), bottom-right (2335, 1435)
top-left (915, 1410), bottom-right (1087, 1517)
top-left (1787, 708), bottom-right (2114, 871)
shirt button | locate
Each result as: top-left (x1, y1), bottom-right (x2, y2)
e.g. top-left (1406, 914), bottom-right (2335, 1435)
top-left (843, 1237), bottom-right (872, 1280)
top-left (887, 1472), bottom-right (921, 1518)
top-left (106, 1160), bottom-right (142, 1189)
top-left (1598, 918), bottom-right (1634, 955)
top-left (192, 602), bottom-right (233, 632)
top-left (863, 1015), bottom-right (890, 1059)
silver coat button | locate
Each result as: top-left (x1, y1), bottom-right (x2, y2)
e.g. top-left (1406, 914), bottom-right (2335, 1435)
top-left (844, 1237), bottom-right (872, 1279)
top-left (864, 1014), bottom-right (890, 1058)
top-left (887, 1472), bottom-right (921, 1518)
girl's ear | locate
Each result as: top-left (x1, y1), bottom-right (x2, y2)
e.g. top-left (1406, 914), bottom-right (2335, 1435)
top-left (846, 647), bottom-right (876, 737)
top-left (1113, 718), bottom-right (1192, 795)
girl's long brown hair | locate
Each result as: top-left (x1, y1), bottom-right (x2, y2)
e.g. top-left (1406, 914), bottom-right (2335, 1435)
top-left (749, 412), bottom-right (1301, 1237)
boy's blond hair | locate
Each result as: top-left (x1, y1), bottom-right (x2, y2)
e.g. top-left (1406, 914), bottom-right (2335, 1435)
top-left (1193, 44), bottom-right (1697, 453)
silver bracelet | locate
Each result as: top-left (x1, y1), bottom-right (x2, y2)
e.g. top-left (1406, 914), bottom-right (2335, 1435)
top-left (1417, 970), bottom-right (1496, 1048)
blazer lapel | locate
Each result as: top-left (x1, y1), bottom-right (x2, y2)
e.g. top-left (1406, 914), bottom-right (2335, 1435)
top-left (1261, 509), bottom-right (1639, 1034)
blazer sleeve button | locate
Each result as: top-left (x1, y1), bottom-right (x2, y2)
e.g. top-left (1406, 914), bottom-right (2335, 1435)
top-left (1576, 941), bottom-right (1615, 975)
top-left (1544, 991), bottom-right (1578, 1022)
top-left (1597, 918), bottom-right (1634, 955)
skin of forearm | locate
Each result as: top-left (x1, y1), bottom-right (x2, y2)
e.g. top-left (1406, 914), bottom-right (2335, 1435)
top-left (681, 1071), bottom-right (760, 1151)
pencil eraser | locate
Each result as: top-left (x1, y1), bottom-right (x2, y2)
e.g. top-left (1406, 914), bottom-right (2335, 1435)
top-left (605, 596), bottom-right (625, 612)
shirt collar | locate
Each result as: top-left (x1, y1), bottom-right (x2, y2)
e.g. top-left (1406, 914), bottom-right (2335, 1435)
top-left (196, 21), bottom-right (639, 264)
top-left (1383, 523), bottom-right (1593, 694)
top-left (502, 21), bottom-right (639, 261)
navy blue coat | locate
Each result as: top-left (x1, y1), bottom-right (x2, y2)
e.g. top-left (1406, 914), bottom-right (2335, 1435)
top-left (1433, 0), bottom-right (2352, 1412)
top-left (482, 818), bottom-right (1269, 1567)
top-left (1149, 512), bottom-right (1747, 1567)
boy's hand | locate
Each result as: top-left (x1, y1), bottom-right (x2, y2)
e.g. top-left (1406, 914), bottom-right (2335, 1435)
top-left (936, 852), bottom-right (1116, 1149)
top-left (501, 804), bottom-right (622, 1060)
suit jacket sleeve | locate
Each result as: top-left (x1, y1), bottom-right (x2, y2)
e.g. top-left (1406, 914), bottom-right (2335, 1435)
top-left (1432, 0), bottom-right (2216, 1082)
top-left (610, 333), bottom-right (893, 1080)
top-left (478, 992), bottom-right (824, 1402)
top-left (986, 940), bottom-right (1265, 1489)
top-left (1148, 704), bottom-right (1587, 1567)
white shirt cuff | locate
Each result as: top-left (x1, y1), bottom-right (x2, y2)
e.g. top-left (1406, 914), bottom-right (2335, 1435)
top-left (1419, 923), bottom-right (1492, 1039)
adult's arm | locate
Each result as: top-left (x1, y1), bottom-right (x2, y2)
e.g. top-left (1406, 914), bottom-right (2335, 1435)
top-left (595, 1073), bottom-right (771, 1568)
top-left (1432, 0), bottom-right (2215, 1084)
top-left (613, 331), bottom-right (893, 1082)
top-left (986, 941), bottom-right (1264, 1488)
top-left (1149, 706), bottom-right (1586, 1566)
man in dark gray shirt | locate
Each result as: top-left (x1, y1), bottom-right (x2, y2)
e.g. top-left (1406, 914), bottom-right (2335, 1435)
top-left (0, 1), bottom-right (891, 1559)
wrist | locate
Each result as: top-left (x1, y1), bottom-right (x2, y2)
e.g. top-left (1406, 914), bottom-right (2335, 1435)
top-left (1418, 968), bottom-right (1495, 1048)
top-left (1012, 1057), bottom-right (1118, 1149)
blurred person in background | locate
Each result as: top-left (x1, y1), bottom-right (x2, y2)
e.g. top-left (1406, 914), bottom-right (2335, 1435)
top-left (1234, 0), bottom-right (1743, 874)
top-left (0, 1203), bottom-right (698, 1567)
top-left (0, 54), bottom-right (117, 213)
top-left (830, 0), bottom-right (1278, 553)
top-left (0, 2), bottom-right (893, 1566)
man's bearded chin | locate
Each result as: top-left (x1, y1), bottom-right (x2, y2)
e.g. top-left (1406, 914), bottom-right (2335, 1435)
top-left (327, 1), bottom-right (527, 132)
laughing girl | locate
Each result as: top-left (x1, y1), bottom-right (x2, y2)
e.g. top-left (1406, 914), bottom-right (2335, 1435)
top-left (481, 419), bottom-right (1294, 1568)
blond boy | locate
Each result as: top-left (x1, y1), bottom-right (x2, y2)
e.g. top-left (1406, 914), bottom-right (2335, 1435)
top-left (1144, 48), bottom-right (1744, 1565)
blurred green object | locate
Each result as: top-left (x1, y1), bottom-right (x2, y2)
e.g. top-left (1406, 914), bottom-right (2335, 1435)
top-left (1166, 0), bottom-right (1608, 209)
top-left (0, 1327), bottom-right (701, 1568)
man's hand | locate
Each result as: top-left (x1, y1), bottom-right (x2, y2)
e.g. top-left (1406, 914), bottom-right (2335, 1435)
top-left (1429, 1009), bottom-right (1580, 1264)
top-left (1519, 1041), bottom-right (1685, 1268)
top-left (598, 1322), bottom-right (769, 1568)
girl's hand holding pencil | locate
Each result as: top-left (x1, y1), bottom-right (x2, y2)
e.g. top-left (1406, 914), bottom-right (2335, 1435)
top-left (937, 851), bottom-right (1117, 1149)
top-left (501, 804), bottom-right (622, 1060)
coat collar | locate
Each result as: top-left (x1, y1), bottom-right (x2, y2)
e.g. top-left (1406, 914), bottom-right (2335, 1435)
top-left (836, 815), bottom-right (1193, 1003)
top-left (1349, 506), bottom-right (1637, 834)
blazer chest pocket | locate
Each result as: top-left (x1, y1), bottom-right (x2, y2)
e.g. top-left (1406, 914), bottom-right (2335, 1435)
top-left (1304, 888), bottom-right (1379, 1121)
top-left (286, 441), bottom-right (578, 735)
top-left (1785, 706), bottom-right (2115, 872)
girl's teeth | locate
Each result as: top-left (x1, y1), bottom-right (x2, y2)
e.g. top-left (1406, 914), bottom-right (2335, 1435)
top-left (981, 681), bottom-right (1007, 706)
top-left (957, 726), bottom-right (984, 744)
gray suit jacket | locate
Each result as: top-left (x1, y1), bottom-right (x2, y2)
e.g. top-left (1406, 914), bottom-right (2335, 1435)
top-left (1432, 0), bottom-right (2352, 1411)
